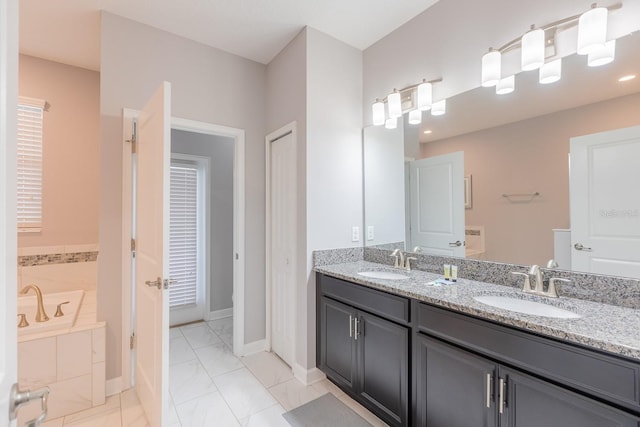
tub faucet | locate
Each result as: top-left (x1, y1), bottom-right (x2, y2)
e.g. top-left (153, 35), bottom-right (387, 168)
top-left (20, 285), bottom-right (49, 322)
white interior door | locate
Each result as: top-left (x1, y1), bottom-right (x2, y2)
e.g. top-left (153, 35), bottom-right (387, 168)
top-left (135, 81), bottom-right (171, 427)
top-left (570, 125), bottom-right (640, 278)
top-left (269, 132), bottom-right (296, 367)
top-left (410, 152), bottom-right (465, 256)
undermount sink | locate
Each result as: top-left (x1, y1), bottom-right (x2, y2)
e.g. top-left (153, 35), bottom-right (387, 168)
top-left (358, 271), bottom-right (410, 280)
top-left (473, 295), bottom-right (581, 319)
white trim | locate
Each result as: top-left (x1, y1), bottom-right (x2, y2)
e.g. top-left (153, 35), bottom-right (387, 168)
top-left (240, 339), bottom-right (269, 357)
top-left (106, 377), bottom-right (124, 397)
top-left (292, 364), bottom-right (326, 386)
top-left (265, 122), bottom-right (298, 366)
top-left (207, 307), bottom-right (233, 321)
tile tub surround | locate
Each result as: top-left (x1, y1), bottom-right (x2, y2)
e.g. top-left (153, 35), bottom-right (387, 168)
top-left (17, 290), bottom-right (106, 425)
top-left (314, 260), bottom-right (640, 361)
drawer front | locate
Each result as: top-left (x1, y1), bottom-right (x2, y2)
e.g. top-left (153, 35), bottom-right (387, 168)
top-left (317, 273), bottom-right (410, 324)
top-left (416, 302), bottom-right (640, 412)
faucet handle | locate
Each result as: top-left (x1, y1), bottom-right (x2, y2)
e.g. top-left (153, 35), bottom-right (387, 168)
top-left (404, 256), bottom-right (417, 271)
top-left (18, 313), bottom-right (29, 328)
top-left (390, 249), bottom-right (401, 268)
top-left (547, 278), bottom-right (570, 298)
top-left (511, 272), bottom-right (532, 292)
top-left (55, 301), bottom-right (70, 317)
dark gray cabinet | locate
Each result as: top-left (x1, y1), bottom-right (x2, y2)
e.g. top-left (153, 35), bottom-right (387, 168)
top-left (317, 274), bottom-right (410, 427)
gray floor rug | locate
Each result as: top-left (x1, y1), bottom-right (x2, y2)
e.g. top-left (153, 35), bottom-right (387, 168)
top-left (282, 393), bottom-right (373, 427)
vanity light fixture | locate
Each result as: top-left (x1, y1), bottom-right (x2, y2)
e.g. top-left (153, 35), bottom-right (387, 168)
top-left (481, 49), bottom-right (501, 87)
top-left (577, 4), bottom-right (608, 55)
top-left (371, 77), bottom-right (443, 126)
top-left (431, 99), bottom-right (446, 116)
top-left (408, 109), bottom-right (422, 125)
top-left (423, 130), bottom-right (433, 134)
top-left (385, 118), bottom-right (398, 129)
top-left (521, 26), bottom-right (545, 71)
top-left (372, 99), bottom-right (385, 126)
top-left (587, 39), bottom-right (615, 66)
top-left (479, 3), bottom-right (621, 97)
top-left (539, 58), bottom-right (562, 84)
top-left (387, 90), bottom-right (402, 119)
top-left (496, 75), bottom-right (515, 95)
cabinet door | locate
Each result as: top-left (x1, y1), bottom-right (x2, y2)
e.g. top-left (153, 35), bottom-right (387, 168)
top-left (415, 334), bottom-right (497, 427)
top-left (357, 311), bottom-right (409, 427)
top-left (500, 367), bottom-right (640, 427)
top-left (319, 297), bottom-right (357, 391)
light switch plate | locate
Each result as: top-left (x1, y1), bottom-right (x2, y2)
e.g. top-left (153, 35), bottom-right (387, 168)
top-left (352, 226), bottom-right (360, 242)
top-left (367, 226), bottom-right (374, 241)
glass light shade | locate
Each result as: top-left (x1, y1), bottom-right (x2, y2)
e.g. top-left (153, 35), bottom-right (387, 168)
top-left (588, 39), bottom-right (615, 67)
top-left (577, 7), bottom-right (608, 55)
top-left (408, 109), bottom-right (422, 125)
top-left (539, 59), bottom-right (562, 84)
top-left (431, 99), bottom-right (446, 116)
top-left (481, 50), bottom-right (501, 87)
top-left (496, 75), bottom-right (515, 95)
top-left (372, 100), bottom-right (385, 126)
top-left (521, 28), bottom-right (545, 71)
top-left (417, 82), bottom-right (432, 111)
top-left (385, 118), bottom-right (397, 129)
top-left (387, 91), bottom-right (402, 119)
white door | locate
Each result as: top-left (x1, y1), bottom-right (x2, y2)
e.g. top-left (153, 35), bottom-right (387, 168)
top-left (269, 132), bottom-right (296, 367)
top-left (409, 152), bottom-right (465, 256)
top-left (135, 82), bottom-right (171, 427)
top-left (570, 125), bottom-right (640, 278)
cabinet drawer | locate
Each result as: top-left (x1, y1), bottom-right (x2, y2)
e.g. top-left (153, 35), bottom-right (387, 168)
top-left (416, 302), bottom-right (640, 413)
top-left (317, 273), bottom-right (410, 324)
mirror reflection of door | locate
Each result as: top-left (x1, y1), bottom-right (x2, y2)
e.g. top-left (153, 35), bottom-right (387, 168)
top-left (408, 151), bottom-right (465, 256)
top-left (570, 125), bottom-right (640, 279)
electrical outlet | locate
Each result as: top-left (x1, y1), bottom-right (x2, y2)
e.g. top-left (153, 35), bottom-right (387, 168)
top-left (367, 226), bottom-right (375, 241)
top-left (352, 226), bottom-right (360, 242)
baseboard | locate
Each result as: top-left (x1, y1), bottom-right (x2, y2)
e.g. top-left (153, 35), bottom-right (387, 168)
top-left (106, 377), bottom-right (123, 397)
top-left (293, 363), bottom-right (326, 386)
top-left (240, 339), bottom-right (268, 356)
top-left (207, 307), bottom-right (233, 321)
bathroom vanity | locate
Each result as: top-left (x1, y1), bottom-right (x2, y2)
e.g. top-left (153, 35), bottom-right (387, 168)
top-left (315, 262), bottom-right (640, 427)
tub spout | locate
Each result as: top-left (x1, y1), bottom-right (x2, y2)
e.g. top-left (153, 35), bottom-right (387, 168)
top-left (20, 285), bottom-right (49, 322)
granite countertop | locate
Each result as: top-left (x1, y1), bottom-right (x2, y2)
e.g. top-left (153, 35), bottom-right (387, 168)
top-left (315, 260), bottom-right (640, 362)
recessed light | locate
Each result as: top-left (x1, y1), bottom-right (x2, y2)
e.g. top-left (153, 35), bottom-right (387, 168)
top-left (618, 74), bottom-right (637, 82)
top-left (423, 130), bottom-right (432, 134)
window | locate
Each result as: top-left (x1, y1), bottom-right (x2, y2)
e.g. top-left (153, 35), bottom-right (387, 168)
top-left (17, 97), bottom-right (45, 232)
top-left (169, 162), bottom-right (201, 308)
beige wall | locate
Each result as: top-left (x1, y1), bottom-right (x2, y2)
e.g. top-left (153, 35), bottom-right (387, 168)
top-left (18, 55), bottom-right (100, 248)
top-left (99, 12), bottom-right (267, 380)
top-left (421, 92), bottom-right (640, 265)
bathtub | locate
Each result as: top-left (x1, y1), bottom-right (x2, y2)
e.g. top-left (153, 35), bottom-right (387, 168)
top-left (18, 289), bottom-right (84, 336)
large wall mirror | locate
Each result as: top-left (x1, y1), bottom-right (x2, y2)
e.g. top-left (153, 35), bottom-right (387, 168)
top-left (363, 31), bottom-right (640, 279)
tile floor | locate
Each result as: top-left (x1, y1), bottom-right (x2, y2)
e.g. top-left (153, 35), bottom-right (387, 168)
top-left (38, 317), bottom-right (388, 426)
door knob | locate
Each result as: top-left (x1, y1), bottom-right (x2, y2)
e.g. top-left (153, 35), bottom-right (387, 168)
top-left (449, 240), bottom-right (462, 247)
top-left (574, 243), bottom-right (592, 251)
top-left (9, 383), bottom-right (49, 426)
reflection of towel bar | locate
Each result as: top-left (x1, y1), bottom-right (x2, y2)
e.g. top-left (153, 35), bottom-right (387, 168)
top-left (502, 192), bottom-right (540, 202)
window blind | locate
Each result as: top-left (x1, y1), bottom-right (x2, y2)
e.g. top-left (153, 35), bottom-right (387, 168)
top-left (17, 97), bottom-right (45, 231)
top-left (169, 164), bottom-right (199, 308)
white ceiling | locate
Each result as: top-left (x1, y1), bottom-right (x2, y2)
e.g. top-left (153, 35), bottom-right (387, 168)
top-left (19, 0), bottom-right (439, 70)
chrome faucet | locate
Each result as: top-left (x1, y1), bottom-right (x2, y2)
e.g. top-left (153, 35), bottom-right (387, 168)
top-left (20, 285), bottom-right (49, 322)
top-left (511, 265), bottom-right (570, 298)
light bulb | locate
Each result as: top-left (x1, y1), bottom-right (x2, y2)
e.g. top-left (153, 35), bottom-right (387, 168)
top-left (372, 100), bottom-right (385, 126)
top-left (521, 27), bottom-right (545, 71)
top-left (385, 118), bottom-right (397, 129)
top-left (588, 39), bottom-right (615, 67)
top-left (577, 6), bottom-right (608, 55)
top-left (417, 81), bottom-right (432, 111)
top-left (481, 50), bottom-right (501, 87)
top-left (496, 75), bottom-right (515, 95)
top-left (431, 99), bottom-right (446, 116)
top-left (408, 109), bottom-right (422, 125)
top-left (387, 90), bottom-right (402, 119)
top-left (539, 59), bottom-right (562, 84)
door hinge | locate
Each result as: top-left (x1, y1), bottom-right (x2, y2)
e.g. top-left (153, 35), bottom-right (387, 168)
top-left (130, 333), bottom-right (136, 349)
top-left (131, 238), bottom-right (136, 252)
top-left (126, 119), bottom-right (137, 154)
